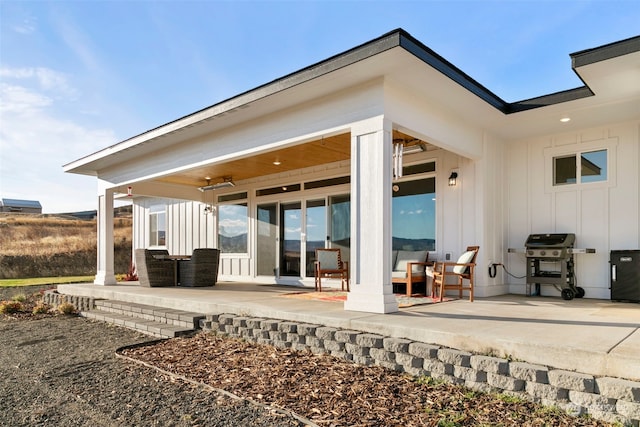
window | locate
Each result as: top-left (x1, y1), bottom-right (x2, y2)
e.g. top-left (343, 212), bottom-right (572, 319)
top-left (149, 205), bottom-right (166, 247)
top-left (218, 192), bottom-right (248, 203)
top-left (392, 178), bottom-right (436, 251)
top-left (256, 183), bottom-right (301, 197)
top-left (218, 203), bottom-right (248, 253)
top-left (554, 149), bottom-right (607, 186)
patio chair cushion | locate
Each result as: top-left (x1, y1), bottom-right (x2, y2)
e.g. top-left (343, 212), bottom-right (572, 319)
top-left (391, 270), bottom-right (426, 279)
top-left (394, 250), bottom-right (429, 273)
top-left (453, 250), bottom-right (476, 274)
top-left (317, 249), bottom-right (340, 270)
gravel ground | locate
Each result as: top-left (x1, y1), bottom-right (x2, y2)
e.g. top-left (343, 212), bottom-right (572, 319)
top-left (0, 287), bottom-right (302, 427)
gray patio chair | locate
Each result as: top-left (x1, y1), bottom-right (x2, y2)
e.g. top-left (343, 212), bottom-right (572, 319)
top-left (135, 248), bottom-right (175, 287)
top-left (178, 248), bottom-right (221, 287)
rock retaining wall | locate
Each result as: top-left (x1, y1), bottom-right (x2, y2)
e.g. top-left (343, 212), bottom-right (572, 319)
top-left (43, 291), bottom-right (95, 313)
top-left (202, 313), bottom-right (640, 426)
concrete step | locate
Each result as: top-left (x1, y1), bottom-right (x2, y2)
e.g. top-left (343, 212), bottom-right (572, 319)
top-left (82, 310), bottom-right (196, 338)
top-left (94, 299), bottom-right (205, 329)
top-left (80, 299), bottom-right (206, 338)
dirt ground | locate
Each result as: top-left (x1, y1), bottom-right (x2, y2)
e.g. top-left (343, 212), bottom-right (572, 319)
top-left (0, 286), bottom-right (616, 427)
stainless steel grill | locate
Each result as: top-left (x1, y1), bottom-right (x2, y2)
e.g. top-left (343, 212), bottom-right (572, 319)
top-left (509, 233), bottom-right (595, 300)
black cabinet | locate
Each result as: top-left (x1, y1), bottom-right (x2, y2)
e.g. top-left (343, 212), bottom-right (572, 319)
top-left (610, 250), bottom-right (640, 302)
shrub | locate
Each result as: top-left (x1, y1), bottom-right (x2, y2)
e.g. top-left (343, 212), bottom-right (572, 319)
top-left (57, 302), bottom-right (76, 315)
top-left (0, 300), bottom-right (23, 314)
top-left (12, 293), bottom-right (27, 303)
top-left (32, 301), bottom-right (51, 315)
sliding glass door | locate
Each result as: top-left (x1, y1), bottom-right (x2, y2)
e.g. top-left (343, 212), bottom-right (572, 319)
top-left (256, 194), bottom-right (350, 279)
top-left (305, 199), bottom-right (327, 277)
top-left (280, 202), bottom-right (302, 276)
top-left (256, 203), bottom-right (277, 276)
top-left (329, 194), bottom-right (350, 265)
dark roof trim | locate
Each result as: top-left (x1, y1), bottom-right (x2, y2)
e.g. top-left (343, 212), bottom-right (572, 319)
top-left (69, 29), bottom-right (640, 165)
top-left (506, 35), bottom-right (640, 113)
top-left (397, 30), bottom-right (508, 111)
top-left (572, 35), bottom-right (640, 68)
top-left (87, 30), bottom-right (405, 155)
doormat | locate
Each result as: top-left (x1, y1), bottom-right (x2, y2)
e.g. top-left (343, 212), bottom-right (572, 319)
top-left (280, 291), bottom-right (453, 308)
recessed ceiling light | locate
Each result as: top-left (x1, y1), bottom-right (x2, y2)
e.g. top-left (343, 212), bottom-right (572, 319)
top-left (560, 117), bottom-right (571, 123)
top-left (273, 160), bottom-right (281, 165)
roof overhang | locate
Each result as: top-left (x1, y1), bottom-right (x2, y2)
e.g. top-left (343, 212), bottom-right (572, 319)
top-left (64, 29), bottom-right (640, 177)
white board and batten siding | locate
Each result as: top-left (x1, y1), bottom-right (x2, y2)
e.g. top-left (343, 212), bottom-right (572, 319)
top-left (132, 197), bottom-right (252, 275)
top-left (506, 120), bottom-right (640, 299)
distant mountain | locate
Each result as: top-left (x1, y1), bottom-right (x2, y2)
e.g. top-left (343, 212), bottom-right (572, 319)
top-left (392, 237), bottom-right (435, 251)
top-left (219, 235), bottom-right (434, 253)
top-left (219, 233), bottom-right (247, 252)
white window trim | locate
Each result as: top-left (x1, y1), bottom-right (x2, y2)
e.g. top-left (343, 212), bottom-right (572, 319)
top-left (148, 205), bottom-right (167, 248)
top-left (544, 138), bottom-right (617, 193)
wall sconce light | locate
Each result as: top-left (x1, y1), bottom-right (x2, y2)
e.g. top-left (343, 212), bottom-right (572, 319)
top-left (448, 171), bottom-right (458, 186)
top-left (127, 186), bottom-right (133, 197)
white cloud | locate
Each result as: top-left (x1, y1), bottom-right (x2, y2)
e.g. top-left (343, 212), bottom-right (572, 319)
top-left (0, 66), bottom-right (116, 213)
top-left (0, 67), bottom-right (78, 98)
top-left (0, 83), bottom-right (52, 114)
top-left (12, 16), bottom-right (37, 35)
top-left (218, 218), bottom-right (247, 229)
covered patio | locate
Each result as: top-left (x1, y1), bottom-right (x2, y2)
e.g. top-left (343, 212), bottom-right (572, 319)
top-left (63, 29), bottom-right (640, 316)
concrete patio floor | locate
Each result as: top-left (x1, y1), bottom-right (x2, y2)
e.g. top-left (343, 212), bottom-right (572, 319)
top-left (57, 281), bottom-right (640, 382)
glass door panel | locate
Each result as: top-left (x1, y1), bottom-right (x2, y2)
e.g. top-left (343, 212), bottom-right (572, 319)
top-left (392, 178), bottom-right (436, 251)
top-left (280, 202), bottom-right (302, 276)
top-left (329, 194), bottom-right (350, 264)
top-left (305, 199), bottom-right (327, 277)
top-left (256, 203), bottom-right (277, 276)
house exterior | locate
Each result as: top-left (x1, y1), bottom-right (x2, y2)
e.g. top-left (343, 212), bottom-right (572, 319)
top-left (64, 29), bottom-right (640, 313)
top-left (0, 198), bottom-right (42, 214)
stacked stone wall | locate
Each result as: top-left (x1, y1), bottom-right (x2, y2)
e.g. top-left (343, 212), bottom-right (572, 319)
top-left (43, 290), bottom-right (95, 313)
top-left (201, 312), bottom-right (640, 425)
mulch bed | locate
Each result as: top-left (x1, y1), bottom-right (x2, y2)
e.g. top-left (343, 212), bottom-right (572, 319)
top-left (120, 333), bottom-right (612, 427)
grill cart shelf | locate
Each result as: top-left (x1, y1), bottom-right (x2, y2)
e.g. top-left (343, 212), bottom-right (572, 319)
top-left (508, 233), bottom-right (595, 300)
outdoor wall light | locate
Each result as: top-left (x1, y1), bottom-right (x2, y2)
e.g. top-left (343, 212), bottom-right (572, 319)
top-left (448, 171), bottom-right (458, 186)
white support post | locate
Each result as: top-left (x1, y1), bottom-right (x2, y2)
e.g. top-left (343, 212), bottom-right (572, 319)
top-left (93, 188), bottom-right (117, 285)
top-left (344, 117), bottom-right (399, 313)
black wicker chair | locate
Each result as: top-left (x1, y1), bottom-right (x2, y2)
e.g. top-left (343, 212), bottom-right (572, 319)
top-left (135, 249), bottom-right (175, 287)
top-left (178, 248), bottom-right (220, 287)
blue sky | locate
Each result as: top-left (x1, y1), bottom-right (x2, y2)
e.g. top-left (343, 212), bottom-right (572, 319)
top-left (1, 0), bottom-right (638, 213)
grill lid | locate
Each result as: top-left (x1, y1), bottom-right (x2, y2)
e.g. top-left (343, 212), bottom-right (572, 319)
top-left (525, 233), bottom-right (575, 248)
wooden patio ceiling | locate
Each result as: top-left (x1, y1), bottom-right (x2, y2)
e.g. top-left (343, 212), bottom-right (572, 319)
top-left (156, 130), bottom-right (432, 188)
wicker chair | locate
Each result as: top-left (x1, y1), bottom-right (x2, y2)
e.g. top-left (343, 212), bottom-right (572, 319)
top-left (178, 248), bottom-right (220, 287)
top-left (135, 249), bottom-right (175, 287)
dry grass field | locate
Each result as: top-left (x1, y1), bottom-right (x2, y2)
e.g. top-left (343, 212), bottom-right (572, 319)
top-left (0, 213), bottom-right (132, 279)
